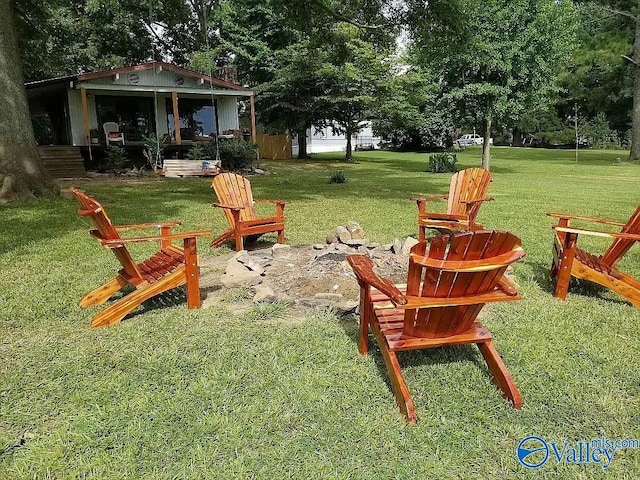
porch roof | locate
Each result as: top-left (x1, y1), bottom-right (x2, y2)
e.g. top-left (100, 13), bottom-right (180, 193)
top-left (25, 61), bottom-right (251, 94)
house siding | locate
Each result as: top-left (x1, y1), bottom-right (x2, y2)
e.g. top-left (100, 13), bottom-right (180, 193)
top-left (217, 97), bottom-right (238, 132)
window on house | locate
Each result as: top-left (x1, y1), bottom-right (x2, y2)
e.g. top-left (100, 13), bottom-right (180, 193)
top-left (166, 98), bottom-right (217, 141)
top-left (95, 95), bottom-right (154, 142)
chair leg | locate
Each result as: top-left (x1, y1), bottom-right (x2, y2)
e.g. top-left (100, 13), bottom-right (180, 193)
top-left (79, 275), bottom-right (128, 307)
top-left (477, 340), bottom-right (522, 409)
top-left (554, 232), bottom-right (577, 300)
top-left (90, 269), bottom-right (185, 328)
top-left (234, 232), bottom-right (244, 251)
top-left (357, 290), bottom-right (370, 355)
top-left (277, 227), bottom-right (285, 244)
top-left (372, 328), bottom-right (417, 423)
top-left (183, 238), bottom-right (201, 309)
top-left (418, 224), bottom-right (426, 243)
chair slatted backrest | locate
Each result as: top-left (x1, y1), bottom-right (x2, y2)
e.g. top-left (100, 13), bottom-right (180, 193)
top-left (212, 173), bottom-right (257, 226)
top-left (404, 231), bottom-right (522, 339)
top-left (103, 122), bottom-right (119, 135)
top-left (447, 168), bottom-right (492, 219)
top-left (600, 205), bottom-right (640, 269)
top-left (70, 188), bottom-right (143, 280)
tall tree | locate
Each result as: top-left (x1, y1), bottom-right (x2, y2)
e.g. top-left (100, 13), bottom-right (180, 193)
top-left (373, 65), bottom-right (456, 149)
top-left (585, 1), bottom-right (640, 158)
top-left (18, 0), bottom-right (160, 81)
top-left (0, 0), bottom-right (57, 202)
top-left (257, 40), bottom-right (325, 159)
top-left (406, 0), bottom-right (577, 170)
top-left (317, 23), bottom-right (392, 161)
top-left (556, 4), bottom-right (632, 140)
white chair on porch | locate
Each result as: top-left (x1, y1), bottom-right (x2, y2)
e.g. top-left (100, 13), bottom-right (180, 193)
top-left (103, 122), bottom-right (125, 146)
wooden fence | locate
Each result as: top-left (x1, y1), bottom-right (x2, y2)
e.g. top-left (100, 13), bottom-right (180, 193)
top-left (256, 134), bottom-right (292, 160)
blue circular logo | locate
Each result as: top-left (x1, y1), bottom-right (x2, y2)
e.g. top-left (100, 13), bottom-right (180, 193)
top-left (517, 436), bottom-right (549, 469)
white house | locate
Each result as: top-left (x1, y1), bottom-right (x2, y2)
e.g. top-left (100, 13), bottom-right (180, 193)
top-left (292, 122), bottom-right (382, 155)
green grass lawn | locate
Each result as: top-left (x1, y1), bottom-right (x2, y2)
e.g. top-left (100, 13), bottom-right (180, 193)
top-left (1, 146), bottom-right (640, 478)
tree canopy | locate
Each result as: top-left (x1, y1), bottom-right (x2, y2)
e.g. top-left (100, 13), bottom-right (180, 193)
top-left (406, 0), bottom-right (577, 169)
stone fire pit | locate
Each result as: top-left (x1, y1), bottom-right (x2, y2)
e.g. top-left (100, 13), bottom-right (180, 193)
top-left (198, 221), bottom-right (422, 313)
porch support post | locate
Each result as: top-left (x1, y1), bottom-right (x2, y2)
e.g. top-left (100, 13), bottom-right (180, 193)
top-left (80, 87), bottom-right (90, 146)
top-left (171, 91), bottom-right (181, 145)
top-left (249, 94), bottom-right (257, 143)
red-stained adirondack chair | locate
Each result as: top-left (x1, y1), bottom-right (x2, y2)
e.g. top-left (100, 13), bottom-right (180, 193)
top-left (548, 206), bottom-right (640, 307)
top-left (414, 167), bottom-right (493, 241)
top-left (348, 230), bottom-right (525, 423)
top-left (210, 173), bottom-right (287, 251)
top-left (71, 188), bottom-right (210, 327)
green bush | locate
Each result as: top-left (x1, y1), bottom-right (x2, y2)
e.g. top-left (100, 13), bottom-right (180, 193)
top-left (538, 129), bottom-right (575, 147)
top-left (142, 133), bottom-right (167, 171)
top-left (204, 140), bottom-right (257, 171)
top-left (101, 146), bottom-right (127, 173)
top-left (427, 152), bottom-right (458, 173)
top-left (328, 171), bottom-right (347, 184)
top-left (185, 145), bottom-right (205, 160)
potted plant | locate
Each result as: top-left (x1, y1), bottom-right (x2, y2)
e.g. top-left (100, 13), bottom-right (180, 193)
top-left (89, 128), bottom-right (101, 144)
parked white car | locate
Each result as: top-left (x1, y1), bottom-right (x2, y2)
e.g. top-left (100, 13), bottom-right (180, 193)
top-left (457, 133), bottom-right (493, 146)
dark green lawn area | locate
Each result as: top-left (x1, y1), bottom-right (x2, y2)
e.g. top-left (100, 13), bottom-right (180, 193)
top-left (1, 146), bottom-right (639, 478)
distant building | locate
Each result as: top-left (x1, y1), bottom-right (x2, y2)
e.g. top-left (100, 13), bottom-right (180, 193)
top-left (292, 123), bottom-right (381, 155)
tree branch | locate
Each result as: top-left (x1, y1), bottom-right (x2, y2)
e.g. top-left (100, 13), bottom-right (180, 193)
top-left (142, 19), bottom-right (177, 58)
top-left (602, 7), bottom-right (637, 21)
top-left (310, 0), bottom-right (382, 30)
top-left (622, 54), bottom-right (637, 65)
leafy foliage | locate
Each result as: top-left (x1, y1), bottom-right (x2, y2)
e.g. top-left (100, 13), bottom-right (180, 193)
top-left (406, 0), bottom-right (578, 167)
top-left (205, 139), bottom-right (257, 171)
top-left (142, 132), bottom-right (167, 171)
top-left (185, 145), bottom-right (206, 160)
top-left (373, 66), bottom-right (455, 149)
top-left (427, 152), bottom-right (458, 173)
top-left (315, 23), bottom-right (393, 161)
top-left (103, 146), bottom-right (127, 172)
top-left (328, 171), bottom-right (347, 183)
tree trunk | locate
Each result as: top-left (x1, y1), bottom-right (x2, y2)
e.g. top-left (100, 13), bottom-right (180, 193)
top-left (345, 130), bottom-right (353, 162)
top-left (512, 127), bottom-right (523, 147)
top-left (630, 12), bottom-right (640, 160)
top-left (481, 117), bottom-right (492, 170)
top-left (0, 1), bottom-right (57, 202)
top-left (296, 128), bottom-right (310, 159)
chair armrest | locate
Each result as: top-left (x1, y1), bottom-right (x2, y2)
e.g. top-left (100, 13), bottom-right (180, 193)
top-left (411, 195), bottom-right (448, 202)
top-left (553, 226), bottom-right (640, 241)
top-left (419, 213), bottom-right (469, 221)
top-left (99, 230), bottom-right (212, 247)
top-left (212, 203), bottom-right (243, 211)
top-left (411, 247), bottom-right (526, 273)
top-left (460, 197), bottom-right (494, 205)
top-left (255, 199), bottom-right (289, 205)
top-left (347, 255), bottom-right (408, 306)
top-left (115, 221), bottom-right (182, 232)
top-left (400, 289), bottom-right (521, 309)
top-left (547, 212), bottom-right (625, 227)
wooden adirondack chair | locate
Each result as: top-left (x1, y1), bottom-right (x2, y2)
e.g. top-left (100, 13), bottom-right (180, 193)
top-left (71, 188), bottom-right (211, 327)
top-left (210, 173), bottom-right (287, 251)
top-left (348, 230), bottom-right (525, 423)
top-left (414, 167), bottom-right (493, 242)
top-left (548, 206), bottom-right (640, 307)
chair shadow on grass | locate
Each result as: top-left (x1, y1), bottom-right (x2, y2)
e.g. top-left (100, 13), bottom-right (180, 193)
top-left (88, 285), bottom-right (194, 325)
top-left (337, 315), bottom-right (489, 400)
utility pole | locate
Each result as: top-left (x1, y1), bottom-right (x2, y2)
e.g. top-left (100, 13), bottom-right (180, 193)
top-left (574, 103), bottom-right (579, 164)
